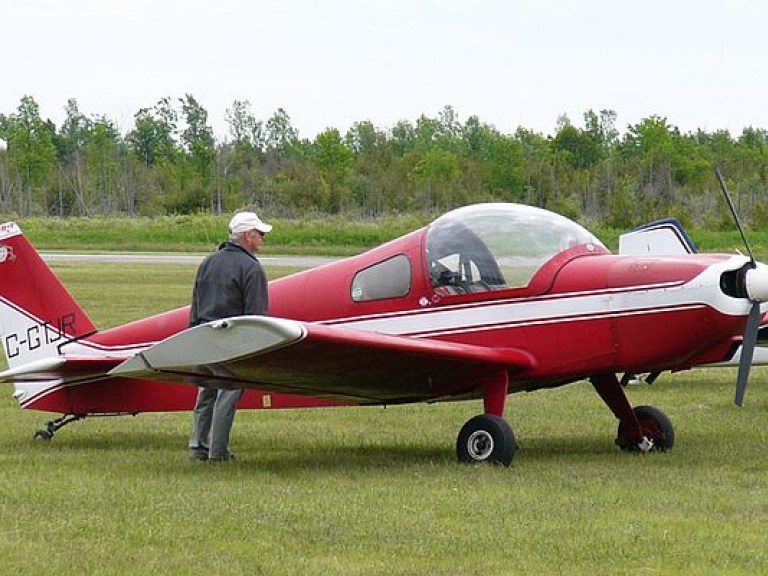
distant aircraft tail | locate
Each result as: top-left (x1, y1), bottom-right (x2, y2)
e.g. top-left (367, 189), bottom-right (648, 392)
top-left (0, 222), bottom-right (97, 371)
top-left (618, 218), bottom-right (697, 256)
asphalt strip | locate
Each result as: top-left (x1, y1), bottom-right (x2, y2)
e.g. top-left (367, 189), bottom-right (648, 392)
top-left (40, 253), bottom-right (339, 268)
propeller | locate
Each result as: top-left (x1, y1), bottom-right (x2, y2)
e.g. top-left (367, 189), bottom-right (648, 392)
top-left (715, 168), bottom-right (768, 405)
top-left (735, 302), bottom-right (762, 406)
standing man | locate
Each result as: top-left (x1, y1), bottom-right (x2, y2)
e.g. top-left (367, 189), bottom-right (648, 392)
top-left (188, 211), bottom-right (272, 461)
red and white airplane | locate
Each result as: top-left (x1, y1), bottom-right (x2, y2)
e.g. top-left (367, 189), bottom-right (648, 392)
top-left (1, 201), bottom-right (767, 466)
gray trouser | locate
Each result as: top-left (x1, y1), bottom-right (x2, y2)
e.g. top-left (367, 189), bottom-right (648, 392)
top-left (189, 387), bottom-right (244, 458)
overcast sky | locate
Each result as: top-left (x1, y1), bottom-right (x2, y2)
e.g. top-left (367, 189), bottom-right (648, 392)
top-left (4, 0), bottom-right (767, 141)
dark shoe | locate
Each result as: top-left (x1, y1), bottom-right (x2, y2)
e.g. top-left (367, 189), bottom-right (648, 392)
top-left (189, 449), bottom-right (209, 461)
top-left (208, 452), bottom-right (236, 462)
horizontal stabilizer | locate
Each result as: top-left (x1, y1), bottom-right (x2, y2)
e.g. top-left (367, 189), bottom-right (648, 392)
top-left (0, 357), bottom-right (124, 382)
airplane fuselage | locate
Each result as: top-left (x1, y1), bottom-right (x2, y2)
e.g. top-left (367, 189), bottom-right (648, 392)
top-left (22, 227), bottom-right (749, 412)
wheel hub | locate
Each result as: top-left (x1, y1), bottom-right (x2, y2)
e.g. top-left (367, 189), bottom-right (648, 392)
top-left (467, 430), bottom-right (494, 460)
top-left (637, 436), bottom-right (654, 452)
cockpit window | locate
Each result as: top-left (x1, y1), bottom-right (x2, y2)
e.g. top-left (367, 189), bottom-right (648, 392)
top-left (426, 203), bottom-right (604, 293)
top-left (351, 254), bottom-right (411, 302)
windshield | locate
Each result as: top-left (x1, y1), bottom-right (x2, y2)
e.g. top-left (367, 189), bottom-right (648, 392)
top-left (426, 203), bottom-right (604, 293)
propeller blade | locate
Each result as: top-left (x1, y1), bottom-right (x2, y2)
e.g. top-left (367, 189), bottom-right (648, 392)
top-left (716, 168), bottom-right (764, 406)
top-left (735, 301), bottom-right (762, 406)
top-left (715, 167), bottom-right (755, 265)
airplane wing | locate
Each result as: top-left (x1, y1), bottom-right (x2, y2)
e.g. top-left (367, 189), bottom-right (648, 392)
top-left (109, 316), bottom-right (536, 404)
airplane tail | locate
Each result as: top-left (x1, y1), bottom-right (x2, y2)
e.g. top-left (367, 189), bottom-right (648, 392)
top-left (0, 222), bottom-right (97, 371)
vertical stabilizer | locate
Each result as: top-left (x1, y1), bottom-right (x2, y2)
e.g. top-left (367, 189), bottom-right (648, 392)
top-left (0, 222), bottom-right (96, 369)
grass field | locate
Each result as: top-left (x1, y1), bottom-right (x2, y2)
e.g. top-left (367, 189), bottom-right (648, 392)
top-left (8, 214), bottom-right (430, 256)
top-left (1, 263), bottom-right (768, 574)
top-left (6, 213), bottom-right (768, 261)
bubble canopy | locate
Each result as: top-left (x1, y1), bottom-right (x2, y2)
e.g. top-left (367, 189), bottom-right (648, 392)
top-left (425, 203), bottom-right (605, 293)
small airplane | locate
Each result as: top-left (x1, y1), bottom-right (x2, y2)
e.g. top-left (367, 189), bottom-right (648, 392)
top-left (2, 189), bottom-right (767, 466)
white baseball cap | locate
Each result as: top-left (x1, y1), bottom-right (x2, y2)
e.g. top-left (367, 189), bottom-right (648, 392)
top-left (228, 211), bottom-right (273, 235)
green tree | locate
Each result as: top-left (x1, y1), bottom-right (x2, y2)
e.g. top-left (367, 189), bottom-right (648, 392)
top-left (180, 94), bottom-right (216, 210)
top-left (462, 116), bottom-right (524, 197)
top-left (265, 108), bottom-right (298, 156)
top-left (57, 98), bottom-right (92, 214)
top-left (344, 121), bottom-right (394, 216)
top-left (86, 116), bottom-right (121, 214)
top-left (584, 109), bottom-right (619, 150)
top-left (514, 127), bottom-right (557, 209)
top-left (390, 119), bottom-right (415, 156)
top-left (412, 148), bottom-right (460, 209)
top-left (222, 100), bottom-right (267, 210)
top-left (414, 114), bottom-right (440, 152)
top-left (312, 128), bottom-right (354, 212)
top-left (620, 115), bottom-right (677, 211)
top-left (345, 120), bottom-right (385, 156)
top-left (127, 98), bottom-right (179, 166)
top-left (225, 99), bottom-right (264, 157)
top-left (125, 97), bottom-right (182, 214)
top-left (435, 105), bottom-right (464, 154)
top-left (552, 120), bottom-right (601, 170)
top-left (0, 95), bottom-right (56, 214)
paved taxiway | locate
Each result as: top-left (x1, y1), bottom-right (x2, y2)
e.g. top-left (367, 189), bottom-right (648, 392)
top-left (41, 253), bottom-right (339, 268)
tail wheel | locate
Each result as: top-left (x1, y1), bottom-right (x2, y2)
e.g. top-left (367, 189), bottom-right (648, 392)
top-left (33, 430), bottom-right (53, 441)
top-left (456, 414), bottom-right (516, 466)
top-left (617, 405), bottom-right (675, 452)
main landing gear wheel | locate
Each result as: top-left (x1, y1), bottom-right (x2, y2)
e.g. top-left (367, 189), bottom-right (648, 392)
top-left (617, 405), bottom-right (675, 452)
top-left (456, 414), bottom-right (516, 466)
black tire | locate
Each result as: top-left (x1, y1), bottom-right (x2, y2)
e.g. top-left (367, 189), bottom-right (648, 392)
top-left (33, 430), bottom-right (52, 441)
top-left (456, 414), bottom-right (516, 466)
top-left (617, 405), bottom-right (674, 452)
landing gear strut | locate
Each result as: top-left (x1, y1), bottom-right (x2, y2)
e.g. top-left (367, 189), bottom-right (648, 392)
top-left (455, 370), bottom-right (516, 466)
top-left (33, 414), bottom-right (85, 440)
top-left (591, 374), bottom-right (675, 452)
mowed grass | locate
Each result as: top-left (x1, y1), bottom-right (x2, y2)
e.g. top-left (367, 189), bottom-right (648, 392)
top-left (8, 213), bottom-right (768, 261)
top-left (10, 214), bottom-right (429, 256)
top-left (1, 263), bottom-right (768, 574)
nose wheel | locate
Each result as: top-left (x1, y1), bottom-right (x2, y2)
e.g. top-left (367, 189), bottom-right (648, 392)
top-left (616, 405), bottom-right (675, 452)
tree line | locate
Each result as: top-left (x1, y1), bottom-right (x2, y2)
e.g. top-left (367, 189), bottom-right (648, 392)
top-left (1, 94), bottom-right (767, 229)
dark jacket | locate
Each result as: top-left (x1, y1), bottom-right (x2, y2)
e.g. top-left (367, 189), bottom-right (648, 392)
top-left (189, 242), bottom-right (269, 327)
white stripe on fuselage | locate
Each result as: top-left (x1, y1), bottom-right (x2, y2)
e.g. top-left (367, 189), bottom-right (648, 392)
top-left (327, 256), bottom-right (753, 337)
top-left (57, 255), bottom-right (756, 353)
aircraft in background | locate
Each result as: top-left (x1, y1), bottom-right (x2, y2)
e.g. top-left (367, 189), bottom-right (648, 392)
top-left (1, 199), bottom-right (767, 466)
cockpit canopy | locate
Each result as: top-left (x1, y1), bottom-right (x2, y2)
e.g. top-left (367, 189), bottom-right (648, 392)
top-left (426, 203), bottom-right (605, 293)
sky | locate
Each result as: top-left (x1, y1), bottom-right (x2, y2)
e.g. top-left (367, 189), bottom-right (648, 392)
top-left (4, 0), bottom-right (768, 142)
